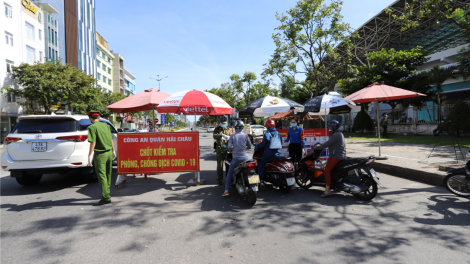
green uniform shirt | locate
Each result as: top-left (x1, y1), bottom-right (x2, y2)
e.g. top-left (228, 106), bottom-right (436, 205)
top-left (88, 121), bottom-right (113, 152)
top-left (380, 118), bottom-right (388, 126)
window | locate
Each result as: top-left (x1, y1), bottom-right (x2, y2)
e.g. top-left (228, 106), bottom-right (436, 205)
top-left (55, 50), bottom-right (58, 60)
top-left (107, 57), bottom-right (111, 63)
top-left (48, 47), bottom-right (51, 58)
top-left (6, 60), bottom-right (13, 73)
top-left (25, 22), bottom-right (34, 40)
top-left (97, 73), bottom-right (101, 80)
top-left (4, 4), bottom-right (12, 18)
top-left (108, 79), bottom-right (111, 85)
top-left (103, 76), bottom-right (107, 82)
top-left (7, 92), bottom-right (15, 102)
top-left (108, 68), bottom-right (111, 74)
top-left (38, 12), bottom-right (42, 22)
top-left (38, 29), bottom-right (42, 40)
top-left (97, 60), bottom-right (100, 68)
top-left (48, 14), bottom-right (50, 23)
top-left (5, 32), bottom-right (13, 46)
top-left (48, 27), bottom-right (51, 43)
top-left (51, 29), bottom-right (54, 44)
top-left (26, 46), bottom-right (35, 63)
top-left (55, 20), bottom-right (57, 27)
top-left (12, 119), bottom-right (77, 134)
top-left (55, 31), bottom-right (57, 46)
top-left (39, 51), bottom-right (43, 62)
top-left (102, 64), bottom-right (106, 71)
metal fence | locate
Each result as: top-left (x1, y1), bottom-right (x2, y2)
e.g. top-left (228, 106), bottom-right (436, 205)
top-left (363, 103), bottom-right (470, 125)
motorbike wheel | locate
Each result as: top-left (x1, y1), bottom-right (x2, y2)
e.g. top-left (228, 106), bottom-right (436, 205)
top-left (445, 174), bottom-right (470, 197)
top-left (279, 185), bottom-right (291, 193)
top-left (295, 169), bottom-right (313, 189)
top-left (246, 187), bottom-right (257, 206)
top-left (353, 175), bottom-right (378, 201)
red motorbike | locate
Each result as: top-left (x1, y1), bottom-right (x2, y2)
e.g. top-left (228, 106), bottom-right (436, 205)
top-left (253, 146), bottom-right (296, 193)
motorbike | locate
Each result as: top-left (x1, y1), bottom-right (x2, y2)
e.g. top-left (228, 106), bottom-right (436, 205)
top-left (252, 146), bottom-right (296, 193)
top-left (295, 144), bottom-right (383, 200)
top-left (444, 151), bottom-right (470, 198)
top-left (224, 153), bottom-right (260, 206)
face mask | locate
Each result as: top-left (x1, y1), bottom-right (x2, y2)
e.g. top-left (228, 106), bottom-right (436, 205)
top-left (221, 124), bottom-right (226, 128)
top-left (291, 123), bottom-right (297, 127)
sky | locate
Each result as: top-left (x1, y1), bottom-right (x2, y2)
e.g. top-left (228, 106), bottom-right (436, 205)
top-left (95, 0), bottom-right (394, 97)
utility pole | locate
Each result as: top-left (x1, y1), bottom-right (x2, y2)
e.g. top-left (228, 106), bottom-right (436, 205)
top-left (149, 75), bottom-right (168, 91)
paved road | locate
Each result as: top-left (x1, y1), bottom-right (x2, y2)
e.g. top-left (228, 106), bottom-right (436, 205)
top-left (1, 128), bottom-right (469, 263)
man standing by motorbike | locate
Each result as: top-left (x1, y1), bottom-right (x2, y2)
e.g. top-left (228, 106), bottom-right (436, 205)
top-left (313, 120), bottom-right (346, 197)
top-left (223, 120), bottom-right (252, 197)
top-left (213, 120), bottom-right (231, 185)
top-left (285, 118), bottom-right (306, 169)
top-left (255, 119), bottom-right (283, 182)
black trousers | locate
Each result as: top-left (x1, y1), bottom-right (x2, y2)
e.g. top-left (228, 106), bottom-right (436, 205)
top-left (288, 143), bottom-right (303, 168)
top-left (382, 125), bottom-right (388, 137)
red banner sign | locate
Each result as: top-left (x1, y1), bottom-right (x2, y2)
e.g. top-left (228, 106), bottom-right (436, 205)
top-left (277, 128), bottom-right (329, 159)
top-left (117, 132), bottom-right (200, 174)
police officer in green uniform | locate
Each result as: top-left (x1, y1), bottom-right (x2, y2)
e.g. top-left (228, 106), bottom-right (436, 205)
top-left (213, 120), bottom-right (231, 185)
top-left (87, 111), bottom-right (116, 206)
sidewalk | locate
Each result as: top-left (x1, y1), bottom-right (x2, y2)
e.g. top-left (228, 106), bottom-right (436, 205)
top-left (345, 138), bottom-right (470, 187)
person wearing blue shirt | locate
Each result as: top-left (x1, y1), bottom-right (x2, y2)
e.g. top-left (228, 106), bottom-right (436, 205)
top-left (285, 118), bottom-right (306, 169)
top-left (255, 119), bottom-right (283, 180)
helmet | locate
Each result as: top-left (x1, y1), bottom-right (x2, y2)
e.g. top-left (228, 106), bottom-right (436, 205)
top-left (235, 120), bottom-right (244, 130)
top-left (327, 120), bottom-right (340, 131)
top-left (265, 119), bottom-right (275, 129)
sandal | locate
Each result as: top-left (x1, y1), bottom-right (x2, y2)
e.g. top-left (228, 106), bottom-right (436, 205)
top-left (321, 192), bottom-right (332, 198)
top-left (222, 191), bottom-right (229, 197)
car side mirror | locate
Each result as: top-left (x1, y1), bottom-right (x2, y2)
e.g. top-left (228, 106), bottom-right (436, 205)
top-left (117, 129), bottom-right (123, 132)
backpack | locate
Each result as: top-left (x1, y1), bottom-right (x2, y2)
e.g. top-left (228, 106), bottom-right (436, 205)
top-left (269, 131), bottom-right (282, 149)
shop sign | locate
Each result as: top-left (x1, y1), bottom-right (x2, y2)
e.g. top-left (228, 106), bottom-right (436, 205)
top-left (22, 0), bottom-right (38, 14)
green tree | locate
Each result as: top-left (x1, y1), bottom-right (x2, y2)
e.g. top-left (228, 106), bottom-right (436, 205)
top-left (339, 47), bottom-right (430, 113)
top-left (352, 109), bottom-right (374, 133)
top-left (263, 0), bottom-right (355, 98)
top-left (279, 76), bottom-right (311, 104)
top-left (1, 60), bottom-right (93, 114)
top-left (445, 100), bottom-right (470, 136)
top-left (242, 71), bottom-right (257, 104)
top-left (385, 1), bottom-right (470, 32)
top-left (422, 65), bottom-right (459, 121)
top-left (248, 81), bottom-right (279, 102)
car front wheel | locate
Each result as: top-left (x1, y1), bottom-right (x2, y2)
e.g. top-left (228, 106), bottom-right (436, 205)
top-left (13, 172), bottom-right (42, 186)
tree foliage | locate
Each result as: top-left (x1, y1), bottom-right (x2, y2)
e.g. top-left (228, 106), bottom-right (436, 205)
top-left (445, 99), bottom-right (470, 136)
top-left (278, 76), bottom-right (311, 104)
top-left (352, 109), bottom-right (374, 133)
top-left (2, 60), bottom-right (96, 115)
top-left (339, 47), bottom-right (430, 110)
top-left (385, 1), bottom-right (470, 32)
top-left (263, 0), bottom-right (355, 98)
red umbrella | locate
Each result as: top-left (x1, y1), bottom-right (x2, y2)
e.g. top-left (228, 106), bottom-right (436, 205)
top-left (345, 83), bottom-right (426, 156)
top-left (106, 88), bottom-right (171, 113)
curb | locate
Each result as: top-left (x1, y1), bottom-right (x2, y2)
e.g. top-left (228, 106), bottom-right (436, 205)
top-left (369, 162), bottom-right (446, 187)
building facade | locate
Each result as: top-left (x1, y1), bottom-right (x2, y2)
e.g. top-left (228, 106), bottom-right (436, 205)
top-left (96, 32), bottom-right (113, 92)
top-left (1, 0), bottom-right (53, 140)
top-left (111, 52), bottom-right (124, 94)
top-left (124, 68), bottom-right (136, 95)
top-left (36, 0), bottom-right (96, 76)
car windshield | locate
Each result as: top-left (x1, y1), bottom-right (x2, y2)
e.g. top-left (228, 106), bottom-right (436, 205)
top-left (11, 119), bottom-right (77, 134)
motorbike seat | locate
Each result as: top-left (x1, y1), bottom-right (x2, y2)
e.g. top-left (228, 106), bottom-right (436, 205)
top-left (335, 158), bottom-right (365, 167)
top-left (267, 156), bottom-right (291, 163)
top-left (235, 159), bottom-right (255, 168)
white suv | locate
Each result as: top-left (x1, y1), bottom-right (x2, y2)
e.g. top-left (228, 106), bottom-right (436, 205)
top-left (1, 115), bottom-right (118, 186)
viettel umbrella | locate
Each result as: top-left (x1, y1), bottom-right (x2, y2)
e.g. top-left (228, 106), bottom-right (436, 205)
top-left (156, 90), bottom-right (233, 115)
top-left (238, 96), bottom-right (304, 118)
top-left (345, 82), bottom-right (426, 156)
top-left (157, 90), bottom-right (233, 185)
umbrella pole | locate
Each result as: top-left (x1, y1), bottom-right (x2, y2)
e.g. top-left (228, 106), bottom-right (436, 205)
top-left (376, 100), bottom-right (381, 156)
top-left (152, 105), bottom-right (156, 132)
top-left (195, 114), bottom-right (200, 184)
